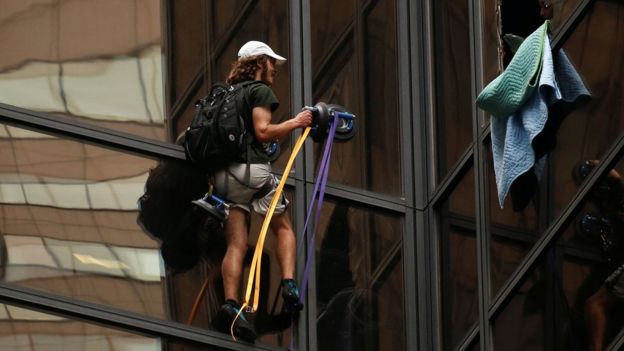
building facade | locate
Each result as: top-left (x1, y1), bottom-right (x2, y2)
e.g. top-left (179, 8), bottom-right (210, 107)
top-left (0, 0), bottom-right (623, 350)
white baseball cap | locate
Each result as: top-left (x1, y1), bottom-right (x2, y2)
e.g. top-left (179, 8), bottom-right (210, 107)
top-left (237, 41), bottom-right (287, 64)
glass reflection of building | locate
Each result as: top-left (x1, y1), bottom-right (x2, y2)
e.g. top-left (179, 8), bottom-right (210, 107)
top-left (0, 0), bottom-right (623, 351)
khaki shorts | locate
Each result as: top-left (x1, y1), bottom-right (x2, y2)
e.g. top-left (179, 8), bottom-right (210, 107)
top-left (213, 162), bottom-right (289, 215)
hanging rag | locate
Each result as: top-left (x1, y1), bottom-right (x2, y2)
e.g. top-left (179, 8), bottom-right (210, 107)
top-left (479, 22), bottom-right (590, 210)
top-left (477, 21), bottom-right (549, 118)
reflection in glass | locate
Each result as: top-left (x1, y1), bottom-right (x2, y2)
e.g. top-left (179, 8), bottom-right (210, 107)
top-left (492, 269), bottom-right (545, 350)
top-left (0, 303), bottom-right (160, 350)
top-left (439, 168), bottom-right (478, 350)
top-left (314, 201), bottom-right (405, 351)
top-left (0, 125), bottom-right (170, 319)
top-left (546, 0), bottom-right (587, 31)
top-left (0, 0), bottom-right (165, 141)
top-left (559, 158), bottom-right (624, 350)
top-left (481, 0), bottom-right (502, 89)
top-left (550, 1), bottom-right (624, 225)
top-left (494, 194), bottom-right (624, 351)
top-left (310, 0), bottom-right (402, 196)
top-left (487, 142), bottom-right (539, 297)
top-left (432, 0), bottom-right (473, 183)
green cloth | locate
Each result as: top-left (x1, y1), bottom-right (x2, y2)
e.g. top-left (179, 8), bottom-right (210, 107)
top-left (477, 21), bottom-right (550, 118)
top-left (240, 82), bottom-right (280, 163)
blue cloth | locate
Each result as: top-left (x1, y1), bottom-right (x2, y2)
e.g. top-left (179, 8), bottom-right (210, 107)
top-left (491, 35), bottom-right (590, 208)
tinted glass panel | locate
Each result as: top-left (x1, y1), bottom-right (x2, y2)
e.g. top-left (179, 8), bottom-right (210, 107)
top-left (481, 0), bottom-right (502, 89)
top-left (494, 189), bottom-right (624, 351)
top-left (0, 125), bottom-right (166, 317)
top-left (488, 141), bottom-right (539, 297)
top-left (492, 268), bottom-right (545, 350)
top-left (0, 124), bottom-right (300, 345)
top-left (548, 0), bottom-right (587, 31)
top-left (310, 0), bottom-right (402, 196)
top-left (314, 201), bottom-right (405, 351)
top-left (439, 168), bottom-right (478, 350)
top-left (488, 0), bottom-right (624, 299)
top-left (211, 0), bottom-right (292, 173)
top-left (558, 156), bottom-right (624, 349)
top-left (432, 0), bottom-right (473, 183)
top-left (0, 1), bottom-right (165, 141)
top-left (213, 0), bottom-right (247, 38)
top-left (550, 0), bottom-right (624, 225)
top-left (0, 302), bottom-right (160, 350)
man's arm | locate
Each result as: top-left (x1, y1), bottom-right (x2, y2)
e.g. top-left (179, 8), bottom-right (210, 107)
top-left (252, 106), bottom-right (312, 143)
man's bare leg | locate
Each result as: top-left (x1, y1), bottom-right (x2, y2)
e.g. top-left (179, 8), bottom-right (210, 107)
top-left (585, 286), bottom-right (615, 351)
top-left (270, 211), bottom-right (303, 312)
top-left (270, 211), bottom-right (296, 279)
top-left (222, 208), bottom-right (249, 302)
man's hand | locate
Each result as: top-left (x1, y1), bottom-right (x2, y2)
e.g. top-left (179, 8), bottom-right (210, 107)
top-left (292, 110), bottom-right (313, 128)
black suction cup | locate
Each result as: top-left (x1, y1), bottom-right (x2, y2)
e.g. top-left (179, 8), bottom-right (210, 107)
top-left (311, 102), bottom-right (331, 142)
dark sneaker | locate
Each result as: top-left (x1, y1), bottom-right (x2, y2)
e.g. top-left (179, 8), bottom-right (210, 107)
top-left (281, 279), bottom-right (303, 313)
top-left (213, 300), bottom-right (256, 342)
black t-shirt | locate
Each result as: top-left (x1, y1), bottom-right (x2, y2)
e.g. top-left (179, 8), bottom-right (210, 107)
top-left (241, 81), bottom-right (280, 163)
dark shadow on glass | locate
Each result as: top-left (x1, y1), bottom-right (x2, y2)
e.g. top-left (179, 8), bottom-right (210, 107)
top-left (136, 157), bottom-right (297, 339)
top-left (315, 203), bottom-right (405, 351)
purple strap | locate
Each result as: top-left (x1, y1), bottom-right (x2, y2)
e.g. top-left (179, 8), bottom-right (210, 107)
top-left (300, 118), bottom-right (337, 299)
top-left (295, 119), bottom-right (335, 257)
top-left (290, 114), bottom-right (338, 351)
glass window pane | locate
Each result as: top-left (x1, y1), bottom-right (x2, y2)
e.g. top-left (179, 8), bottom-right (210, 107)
top-left (211, 0), bottom-right (292, 174)
top-left (492, 268), bottom-right (545, 350)
top-left (315, 201), bottom-right (405, 351)
top-left (439, 168), bottom-right (478, 350)
top-left (481, 0), bottom-right (501, 102)
top-left (212, 1), bottom-right (247, 39)
top-left (0, 1), bottom-right (165, 141)
top-left (488, 140), bottom-right (539, 297)
top-left (0, 303), bottom-right (160, 350)
top-left (310, 0), bottom-right (402, 197)
top-left (550, 0), bottom-right (624, 224)
top-left (0, 124), bottom-right (301, 347)
top-left (0, 124), bottom-right (215, 327)
top-left (488, 0), bottom-right (624, 300)
top-left (432, 0), bottom-right (474, 183)
top-left (494, 180), bottom-right (624, 351)
top-left (548, 0), bottom-right (588, 31)
top-left (558, 155), bottom-right (624, 349)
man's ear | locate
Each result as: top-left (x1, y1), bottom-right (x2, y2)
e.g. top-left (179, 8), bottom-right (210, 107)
top-left (256, 57), bottom-right (267, 71)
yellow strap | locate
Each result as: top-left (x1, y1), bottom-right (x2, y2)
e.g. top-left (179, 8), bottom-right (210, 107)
top-left (245, 126), bottom-right (310, 311)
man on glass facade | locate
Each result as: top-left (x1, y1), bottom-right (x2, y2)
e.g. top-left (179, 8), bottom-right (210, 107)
top-left (211, 41), bottom-right (312, 341)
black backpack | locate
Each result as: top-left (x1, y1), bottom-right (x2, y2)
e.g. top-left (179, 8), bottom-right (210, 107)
top-left (183, 80), bottom-right (261, 171)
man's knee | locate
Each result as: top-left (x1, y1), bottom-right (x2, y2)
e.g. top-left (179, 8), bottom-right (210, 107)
top-left (585, 286), bottom-right (614, 315)
top-left (270, 211), bottom-right (294, 234)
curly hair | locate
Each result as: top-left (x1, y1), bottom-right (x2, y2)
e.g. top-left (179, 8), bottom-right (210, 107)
top-left (226, 56), bottom-right (267, 85)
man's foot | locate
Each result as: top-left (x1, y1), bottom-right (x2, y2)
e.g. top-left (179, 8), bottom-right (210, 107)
top-left (213, 300), bottom-right (257, 342)
top-left (281, 279), bottom-right (303, 313)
